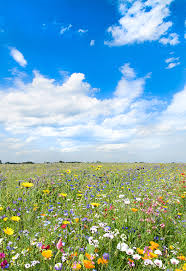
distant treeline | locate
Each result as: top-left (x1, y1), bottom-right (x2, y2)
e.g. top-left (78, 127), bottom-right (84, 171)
top-left (0, 161), bottom-right (84, 164)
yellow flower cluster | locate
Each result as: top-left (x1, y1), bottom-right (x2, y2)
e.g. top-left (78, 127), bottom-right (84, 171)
top-left (21, 182), bottom-right (34, 188)
top-left (4, 227), bottom-right (14, 235)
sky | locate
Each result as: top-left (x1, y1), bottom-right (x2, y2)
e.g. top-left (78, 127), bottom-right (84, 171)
top-left (0, 0), bottom-right (185, 163)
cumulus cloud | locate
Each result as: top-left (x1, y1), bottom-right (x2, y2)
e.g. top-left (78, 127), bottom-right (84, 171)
top-left (159, 33), bottom-right (179, 45)
top-left (9, 48), bottom-right (27, 67)
top-left (0, 64), bottom-right (185, 162)
top-left (105, 0), bottom-right (179, 46)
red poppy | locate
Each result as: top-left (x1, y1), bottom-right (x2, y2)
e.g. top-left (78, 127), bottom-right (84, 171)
top-left (61, 224), bottom-right (67, 229)
top-left (41, 245), bottom-right (50, 250)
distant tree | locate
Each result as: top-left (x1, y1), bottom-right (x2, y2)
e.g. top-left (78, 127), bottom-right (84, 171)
top-left (0, 160), bottom-right (2, 164)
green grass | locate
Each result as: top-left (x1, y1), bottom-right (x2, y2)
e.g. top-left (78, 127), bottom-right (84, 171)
top-left (0, 163), bottom-right (185, 270)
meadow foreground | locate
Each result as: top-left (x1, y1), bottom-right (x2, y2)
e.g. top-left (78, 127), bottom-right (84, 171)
top-left (0, 163), bottom-right (185, 270)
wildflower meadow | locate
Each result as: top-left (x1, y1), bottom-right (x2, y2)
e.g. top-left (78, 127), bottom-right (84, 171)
top-left (0, 163), bottom-right (185, 270)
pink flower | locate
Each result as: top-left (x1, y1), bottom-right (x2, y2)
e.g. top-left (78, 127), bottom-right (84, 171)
top-left (0, 253), bottom-right (5, 259)
top-left (56, 239), bottom-right (64, 252)
top-left (160, 223), bottom-right (165, 228)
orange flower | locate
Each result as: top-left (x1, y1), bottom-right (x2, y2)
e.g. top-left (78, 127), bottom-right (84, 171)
top-left (83, 260), bottom-right (95, 269)
top-left (41, 250), bottom-right (52, 259)
top-left (137, 248), bottom-right (144, 254)
top-left (149, 241), bottom-right (159, 250)
top-left (131, 208), bottom-right (138, 212)
top-left (177, 255), bottom-right (186, 261)
top-left (149, 252), bottom-right (158, 259)
top-left (97, 258), bottom-right (108, 264)
top-left (70, 252), bottom-right (78, 259)
top-left (85, 253), bottom-right (95, 260)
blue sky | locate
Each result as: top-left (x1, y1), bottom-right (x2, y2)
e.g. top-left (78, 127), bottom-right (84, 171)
top-left (0, 0), bottom-right (185, 162)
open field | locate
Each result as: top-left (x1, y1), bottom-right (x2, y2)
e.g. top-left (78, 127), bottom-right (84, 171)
top-left (0, 163), bottom-right (185, 270)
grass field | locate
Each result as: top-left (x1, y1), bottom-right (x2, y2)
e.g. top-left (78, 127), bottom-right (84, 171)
top-left (0, 163), bottom-right (185, 270)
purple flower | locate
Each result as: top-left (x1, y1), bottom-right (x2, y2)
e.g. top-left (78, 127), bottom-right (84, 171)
top-left (54, 263), bottom-right (63, 270)
top-left (103, 253), bottom-right (109, 260)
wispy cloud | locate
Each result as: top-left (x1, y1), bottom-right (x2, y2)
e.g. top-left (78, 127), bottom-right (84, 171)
top-left (166, 62), bottom-right (180, 69)
top-left (165, 56), bottom-right (180, 69)
top-left (9, 47), bottom-right (27, 67)
top-left (105, 0), bottom-right (179, 46)
top-left (78, 29), bottom-right (88, 34)
top-left (60, 24), bottom-right (72, 35)
top-left (90, 40), bottom-right (95, 46)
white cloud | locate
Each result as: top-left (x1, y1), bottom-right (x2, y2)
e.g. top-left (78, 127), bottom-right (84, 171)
top-left (105, 0), bottom-right (179, 46)
top-left (0, 64), bottom-right (185, 162)
top-left (90, 40), bottom-right (95, 46)
top-left (9, 48), bottom-right (27, 67)
top-left (78, 29), bottom-right (88, 34)
top-left (120, 63), bottom-right (136, 79)
top-left (166, 62), bottom-right (180, 69)
top-left (165, 56), bottom-right (180, 69)
top-left (115, 64), bottom-right (145, 99)
top-left (159, 33), bottom-right (179, 45)
top-left (60, 24), bottom-right (72, 35)
top-left (165, 57), bottom-right (179, 63)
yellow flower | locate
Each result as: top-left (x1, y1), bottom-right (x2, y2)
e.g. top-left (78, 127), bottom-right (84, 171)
top-left (11, 216), bottom-right (20, 222)
top-left (182, 263), bottom-right (186, 270)
top-left (169, 245), bottom-right (174, 250)
top-left (4, 227), bottom-right (14, 235)
top-left (77, 194), bottom-right (83, 197)
top-left (63, 221), bottom-right (70, 225)
top-left (91, 203), bottom-right (100, 207)
top-left (74, 218), bottom-right (79, 223)
top-left (21, 182), bottom-right (34, 188)
top-left (42, 250), bottom-right (53, 259)
top-left (66, 170), bottom-right (71, 174)
top-left (0, 206), bottom-right (3, 211)
top-left (59, 193), bottom-right (67, 197)
top-left (43, 190), bottom-right (50, 194)
top-left (3, 217), bottom-right (8, 221)
top-left (178, 213), bottom-right (182, 216)
top-left (72, 262), bottom-right (81, 270)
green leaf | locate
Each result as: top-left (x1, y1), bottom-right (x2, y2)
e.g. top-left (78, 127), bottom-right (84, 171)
top-left (79, 254), bottom-right (84, 261)
top-left (86, 244), bottom-right (95, 254)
